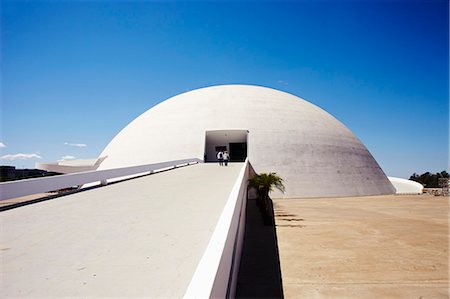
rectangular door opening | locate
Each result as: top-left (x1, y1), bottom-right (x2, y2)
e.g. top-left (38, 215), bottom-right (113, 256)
top-left (204, 130), bottom-right (248, 162)
top-left (229, 142), bottom-right (247, 162)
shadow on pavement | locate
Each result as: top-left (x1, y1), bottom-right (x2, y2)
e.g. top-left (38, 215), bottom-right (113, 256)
top-left (235, 198), bottom-right (284, 299)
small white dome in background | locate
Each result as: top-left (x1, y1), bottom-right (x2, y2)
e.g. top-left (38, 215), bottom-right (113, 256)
top-left (388, 177), bottom-right (423, 194)
top-left (98, 84), bottom-right (395, 198)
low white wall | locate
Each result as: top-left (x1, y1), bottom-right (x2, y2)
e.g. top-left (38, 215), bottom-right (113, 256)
top-left (0, 158), bottom-right (201, 201)
top-left (183, 159), bottom-right (249, 299)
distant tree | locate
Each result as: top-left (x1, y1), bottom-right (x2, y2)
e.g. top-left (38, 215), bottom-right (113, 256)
top-left (409, 171), bottom-right (449, 188)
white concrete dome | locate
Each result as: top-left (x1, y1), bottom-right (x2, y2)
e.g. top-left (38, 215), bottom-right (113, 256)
top-left (388, 177), bottom-right (423, 194)
top-left (98, 84), bottom-right (395, 198)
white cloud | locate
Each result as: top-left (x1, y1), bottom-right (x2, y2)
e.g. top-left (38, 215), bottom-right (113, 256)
top-left (0, 142), bottom-right (6, 148)
top-left (64, 142), bottom-right (87, 147)
top-left (1, 153), bottom-right (42, 160)
top-left (59, 155), bottom-right (76, 161)
top-left (277, 80), bottom-right (289, 86)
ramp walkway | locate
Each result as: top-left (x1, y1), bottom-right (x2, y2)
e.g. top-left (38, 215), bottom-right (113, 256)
top-left (1, 162), bottom-right (244, 298)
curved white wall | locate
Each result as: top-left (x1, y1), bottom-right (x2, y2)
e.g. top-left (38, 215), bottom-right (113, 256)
top-left (388, 177), bottom-right (423, 194)
top-left (98, 85), bottom-right (395, 198)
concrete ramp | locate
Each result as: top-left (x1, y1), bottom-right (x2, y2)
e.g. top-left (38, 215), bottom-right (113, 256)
top-left (1, 162), bottom-right (244, 298)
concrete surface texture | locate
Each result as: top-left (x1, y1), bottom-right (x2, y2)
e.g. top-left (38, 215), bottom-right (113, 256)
top-left (98, 84), bottom-right (394, 198)
top-left (0, 192), bottom-right (54, 208)
top-left (273, 195), bottom-right (449, 299)
top-left (0, 163), bottom-right (243, 298)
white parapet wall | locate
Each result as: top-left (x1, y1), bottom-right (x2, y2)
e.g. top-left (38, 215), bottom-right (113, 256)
top-left (183, 159), bottom-right (250, 299)
top-left (0, 158), bottom-right (201, 201)
top-left (388, 177), bottom-right (424, 194)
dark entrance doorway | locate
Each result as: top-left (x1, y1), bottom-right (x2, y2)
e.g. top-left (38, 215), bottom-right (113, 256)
top-left (204, 130), bottom-right (248, 162)
top-left (229, 142), bottom-right (247, 162)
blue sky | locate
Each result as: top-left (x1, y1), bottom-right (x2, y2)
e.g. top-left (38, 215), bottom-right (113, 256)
top-left (1, 0), bottom-right (448, 178)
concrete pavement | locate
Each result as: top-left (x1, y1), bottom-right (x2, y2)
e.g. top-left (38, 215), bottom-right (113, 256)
top-left (1, 162), bottom-right (243, 298)
top-left (274, 195), bottom-right (449, 299)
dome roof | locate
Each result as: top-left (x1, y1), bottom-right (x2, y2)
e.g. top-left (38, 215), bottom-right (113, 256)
top-left (98, 84), bottom-right (395, 198)
top-left (388, 177), bottom-right (423, 194)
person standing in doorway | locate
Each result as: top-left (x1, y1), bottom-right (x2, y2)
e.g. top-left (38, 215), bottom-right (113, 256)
top-left (217, 150), bottom-right (224, 166)
top-left (223, 151), bottom-right (230, 166)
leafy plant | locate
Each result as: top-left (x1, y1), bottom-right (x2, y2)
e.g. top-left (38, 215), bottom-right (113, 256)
top-left (248, 173), bottom-right (285, 225)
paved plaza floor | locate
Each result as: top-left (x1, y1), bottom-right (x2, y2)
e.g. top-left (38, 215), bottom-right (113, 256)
top-left (273, 195), bottom-right (449, 299)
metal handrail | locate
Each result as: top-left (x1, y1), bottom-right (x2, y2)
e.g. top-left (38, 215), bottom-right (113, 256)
top-left (0, 158), bottom-right (202, 201)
